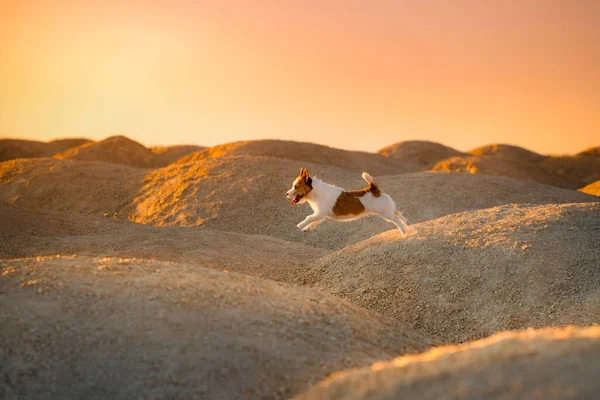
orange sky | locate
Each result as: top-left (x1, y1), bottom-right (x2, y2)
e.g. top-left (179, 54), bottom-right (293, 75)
top-left (1, 0), bottom-right (599, 154)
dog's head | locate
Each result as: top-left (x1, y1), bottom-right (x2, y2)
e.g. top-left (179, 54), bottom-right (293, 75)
top-left (286, 167), bottom-right (313, 205)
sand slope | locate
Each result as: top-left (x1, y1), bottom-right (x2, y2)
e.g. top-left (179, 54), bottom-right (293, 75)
top-left (468, 143), bottom-right (544, 162)
top-left (301, 203), bottom-right (600, 343)
top-left (54, 135), bottom-right (156, 168)
top-left (177, 139), bottom-right (421, 175)
top-left (0, 138), bottom-right (91, 162)
top-left (378, 140), bottom-right (466, 167)
top-left (578, 146), bottom-right (600, 157)
top-left (0, 158), bottom-right (145, 215)
top-left (295, 326), bottom-right (600, 400)
top-left (580, 180), bottom-right (600, 196)
top-left (0, 202), bottom-right (327, 282)
top-left (433, 144), bottom-right (600, 189)
top-left (0, 256), bottom-right (430, 400)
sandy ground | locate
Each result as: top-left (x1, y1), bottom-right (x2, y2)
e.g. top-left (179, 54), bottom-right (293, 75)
top-left (294, 326), bottom-right (600, 400)
top-left (301, 203), bottom-right (600, 343)
top-left (0, 256), bottom-right (430, 400)
top-left (2, 136), bottom-right (600, 399)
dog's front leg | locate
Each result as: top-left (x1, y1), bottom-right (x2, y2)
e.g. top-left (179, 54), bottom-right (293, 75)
top-left (301, 218), bottom-right (324, 232)
top-left (297, 214), bottom-right (321, 230)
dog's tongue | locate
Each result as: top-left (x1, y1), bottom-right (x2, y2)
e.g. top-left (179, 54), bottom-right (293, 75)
top-left (290, 194), bottom-right (302, 205)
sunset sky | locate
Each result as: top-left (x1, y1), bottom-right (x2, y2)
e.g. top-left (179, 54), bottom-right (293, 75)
top-left (1, 0), bottom-right (598, 154)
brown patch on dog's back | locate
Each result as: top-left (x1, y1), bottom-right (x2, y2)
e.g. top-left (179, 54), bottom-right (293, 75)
top-left (333, 183), bottom-right (380, 216)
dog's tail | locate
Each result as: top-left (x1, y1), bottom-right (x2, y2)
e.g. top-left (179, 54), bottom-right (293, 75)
top-left (362, 172), bottom-right (381, 195)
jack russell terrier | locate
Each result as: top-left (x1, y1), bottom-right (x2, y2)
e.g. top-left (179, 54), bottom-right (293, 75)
top-left (286, 168), bottom-right (409, 234)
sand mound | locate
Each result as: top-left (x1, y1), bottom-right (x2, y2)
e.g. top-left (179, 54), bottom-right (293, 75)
top-left (0, 158), bottom-right (145, 215)
top-left (580, 180), bottom-right (600, 196)
top-left (2, 157), bottom-right (595, 250)
top-left (578, 146), bottom-right (600, 157)
top-left (177, 139), bottom-right (420, 175)
top-left (54, 135), bottom-right (156, 168)
top-left (295, 326), bottom-right (600, 400)
top-left (0, 138), bottom-right (91, 162)
top-left (377, 140), bottom-right (465, 167)
top-left (0, 201), bottom-right (327, 283)
top-left (150, 145), bottom-right (206, 167)
top-left (468, 143), bottom-right (544, 162)
top-left (0, 256), bottom-right (430, 399)
top-left (433, 143), bottom-right (600, 189)
top-left (301, 203), bottom-right (600, 343)
top-left (47, 138), bottom-right (93, 152)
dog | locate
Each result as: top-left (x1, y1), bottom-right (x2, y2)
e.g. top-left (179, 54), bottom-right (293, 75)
top-left (286, 167), bottom-right (409, 234)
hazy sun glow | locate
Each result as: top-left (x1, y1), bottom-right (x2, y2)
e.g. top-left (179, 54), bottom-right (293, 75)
top-left (1, 0), bottom-right (598, 153)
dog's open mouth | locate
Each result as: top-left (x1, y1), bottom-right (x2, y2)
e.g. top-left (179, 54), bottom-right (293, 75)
top-left (290, 194), bottom-right (303, 205)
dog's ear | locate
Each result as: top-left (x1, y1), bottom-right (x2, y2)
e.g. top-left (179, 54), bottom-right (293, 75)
top-left (302, 168), bottom-right (309, 180)
top-left (299, 167), bottom-right (304, 176)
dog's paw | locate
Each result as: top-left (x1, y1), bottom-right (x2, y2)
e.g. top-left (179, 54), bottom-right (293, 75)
top-left (297, 222), bottom-right (304, 229)
top-left (301, 226), bottom-right (313, 232)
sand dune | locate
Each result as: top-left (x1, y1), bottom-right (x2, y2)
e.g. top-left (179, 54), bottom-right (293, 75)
top-left (0, 158), bottom-right (145, 215)
top-left (0, 201), bottom-right (327, 282)
top-left (0, 256), bottom-right (430, 400)
top-left (433, 144), bottom-right (600, 189)
top-left (54, 135), bottom-right (157, 168)
top-left (2, 156), bottom-right (596, 250)
top-left (378, 140), bottom-right (466, 167)
top-left (468, 143), bottom-right (544, 161)
top-left (295, 326), bottom-right (600, 400)
top-left (580, 180), bottom-right (600, 196)
top-left (149, 144), bottom-right (206, 167)
top-left (0, 138), bottom-right (91, 162)
top-left (177, 139), bottom-right (421, 175)
top-left (578, 146), bottom-right (600, 157)
top-left (301, 203), bottom-right (600, 343)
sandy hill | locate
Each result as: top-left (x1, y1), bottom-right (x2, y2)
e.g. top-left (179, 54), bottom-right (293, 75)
top-left (150, 144), bottom-right (206, 167)
top-left (0, 256), bottom-right (430, 399)
top-left (300, 203), bottom-right (600, 343)
top-left (433, 144), bottom-right (600, 190)
top-left (580, 180), bottom-right (600, 196)
top-left (377, 140), bottom-right (466, 167)
top-left (578, 146), bottom-right (600, 157)
top-left (0, 158), bottom-right (146, 215)
top-left (47, 138), bottom-right (93, 152)
top-left (54, 135), bottom-right (156, 168)
top-left (177, 139), bottom-right (421, 175)
top-left (468, 143), bottom-right (544, 162)
top-left (1, 157), bottom-right (596, 250)
top-left (0, 201), bottom-right (327, 282)
top-left (0, 138), bottom-right (92, 162)
top-left (295, 326), bottom-right (600, 400)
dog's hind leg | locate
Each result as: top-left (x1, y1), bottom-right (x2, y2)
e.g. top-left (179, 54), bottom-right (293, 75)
top-left (395, 210), bottom-right (410, 226)
top-left (380, 210), bottom-right (406, 235)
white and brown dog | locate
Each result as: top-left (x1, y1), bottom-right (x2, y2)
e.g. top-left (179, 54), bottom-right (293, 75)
top-left (286, 168), bottom-right (409, 234)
